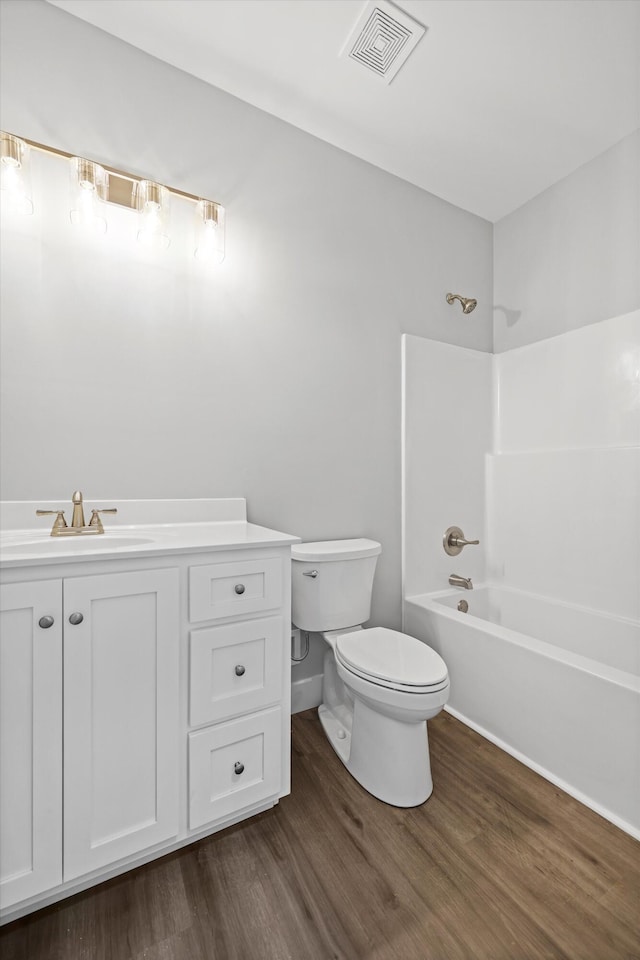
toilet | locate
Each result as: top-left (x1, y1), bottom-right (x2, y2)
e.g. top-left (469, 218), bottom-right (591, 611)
top-left (291, 538), bottom-right (449, 807)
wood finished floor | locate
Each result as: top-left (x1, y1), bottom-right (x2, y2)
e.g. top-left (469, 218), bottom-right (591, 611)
top-left (2, 710), bottom-right (639, 960)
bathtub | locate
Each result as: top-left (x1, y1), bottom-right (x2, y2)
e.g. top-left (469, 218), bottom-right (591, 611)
top-left (404, 585), bottom-right (640, 839)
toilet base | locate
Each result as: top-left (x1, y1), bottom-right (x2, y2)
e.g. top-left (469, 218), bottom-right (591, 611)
top-left (319, 695), bottom-right (433, 808)
top-left (318, 703), bottom-right (351, 766)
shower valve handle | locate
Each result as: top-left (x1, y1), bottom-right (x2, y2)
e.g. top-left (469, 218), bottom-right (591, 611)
top-left (451, 535), bottom-right (479, 548)
top-left (443, 526), bottom-right (480, 556)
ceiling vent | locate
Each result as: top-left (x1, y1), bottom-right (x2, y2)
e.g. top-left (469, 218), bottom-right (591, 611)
top-left (341, 0), bottom-right (427, 84)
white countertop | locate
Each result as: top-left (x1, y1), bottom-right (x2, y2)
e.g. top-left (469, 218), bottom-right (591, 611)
top-left (0, 499), bottom-right (299, 568)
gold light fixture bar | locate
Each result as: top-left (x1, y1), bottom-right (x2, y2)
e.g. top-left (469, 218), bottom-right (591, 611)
top-left (9, 132), bottom-right (220, 211)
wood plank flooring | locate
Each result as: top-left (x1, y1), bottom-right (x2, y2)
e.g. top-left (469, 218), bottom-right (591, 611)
top-left (2, 709), bottom-right (638, 959)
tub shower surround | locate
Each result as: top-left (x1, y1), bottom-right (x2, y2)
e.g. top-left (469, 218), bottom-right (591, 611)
top-left (402, 310), bottom-right (640, 837)
top-left (489, 311), bottom-right (640, 621)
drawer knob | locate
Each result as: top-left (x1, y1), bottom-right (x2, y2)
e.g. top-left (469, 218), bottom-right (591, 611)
top-left (38, 615), bottom-right (55, 629)
top-left (234, 583), bottom-right (245, 595)
top-left (68, 612), bottom-right (84, 625)
top-left (235, 664), bottom-right (246, 677)
top-left (234, 762), bottom-right (245, 776)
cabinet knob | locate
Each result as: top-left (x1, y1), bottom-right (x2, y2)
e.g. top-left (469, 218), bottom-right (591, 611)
top-left (234, 583), bottom-right (245, 595)
top-left (234, 762), bottom-right (245, 776)
top-left (38, 615), bottom-right (55, 629)
top-left (235, 664), bottom-right (246, 677)
top-left (68, 612), bottom-right (84, 625)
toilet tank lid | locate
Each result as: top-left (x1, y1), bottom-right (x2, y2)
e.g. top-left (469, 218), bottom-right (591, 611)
top-left (291, 538), bottom-right (382, 562)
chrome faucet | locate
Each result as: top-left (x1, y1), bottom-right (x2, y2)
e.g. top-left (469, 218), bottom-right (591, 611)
top-left (449, 574), bottom-right (473, 590)
top-left (37, 490), bottom-right (117, 537)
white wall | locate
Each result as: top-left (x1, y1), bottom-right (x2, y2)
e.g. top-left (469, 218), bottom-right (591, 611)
top-left (0, 0), bottom-right (493, 645)
top-left (494, 130), bottom-right (640, 352)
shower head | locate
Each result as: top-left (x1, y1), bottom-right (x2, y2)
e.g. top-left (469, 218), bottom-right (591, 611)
top-left (446, 293), bottom-right (477, 314)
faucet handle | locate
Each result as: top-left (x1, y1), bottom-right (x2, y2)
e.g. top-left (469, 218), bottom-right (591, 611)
top-left (88, 507), bottom-right (117, 532)
top-left (443, 526), bottom-right (480, 556)
top-left (36, 509), bottom-right (68, 534)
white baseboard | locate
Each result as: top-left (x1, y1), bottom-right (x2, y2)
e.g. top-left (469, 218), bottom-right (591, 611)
top-left (291, 673), bottom-right (323, 714)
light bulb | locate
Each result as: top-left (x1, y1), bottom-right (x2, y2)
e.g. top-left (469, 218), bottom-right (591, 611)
top-left (70, 157), bottom-right (107, 233)
top-left (0, 133), bottom-right (33, 215)
top-left (136, 180), bottom-right (170, 249)
top-left (194, 200), bottom-right (225, 263)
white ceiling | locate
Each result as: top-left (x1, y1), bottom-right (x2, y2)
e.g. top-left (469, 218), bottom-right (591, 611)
top-left (48, 0), bottom-right (640, 222)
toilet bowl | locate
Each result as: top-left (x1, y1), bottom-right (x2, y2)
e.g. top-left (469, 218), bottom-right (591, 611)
top-left (291, 539), bottom-right (449, 807)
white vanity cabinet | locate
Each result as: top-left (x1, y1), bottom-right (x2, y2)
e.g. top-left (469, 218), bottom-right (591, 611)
top-left (0, 567), bottom-right (179, 909)
top-left (0, 504), bottom-right (296, 924)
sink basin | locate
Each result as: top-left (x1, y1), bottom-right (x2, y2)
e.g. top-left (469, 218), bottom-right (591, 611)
top-left (1, 536), bottom-right (154, 555)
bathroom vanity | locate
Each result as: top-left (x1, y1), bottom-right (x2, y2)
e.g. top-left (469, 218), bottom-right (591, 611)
top-left (0, 498), bottom-right (298, 923)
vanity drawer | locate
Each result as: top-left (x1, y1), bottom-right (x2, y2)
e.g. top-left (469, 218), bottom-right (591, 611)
top-left (189, 616), bottom-right (283, 726)
top-left (188, 708), bottom-right (282, 829)
top-left (189, 557), bottom-right (282, 623)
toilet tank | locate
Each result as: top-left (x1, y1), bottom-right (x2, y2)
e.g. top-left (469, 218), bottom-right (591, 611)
top-left (291, 539), bottom-right (382, 632)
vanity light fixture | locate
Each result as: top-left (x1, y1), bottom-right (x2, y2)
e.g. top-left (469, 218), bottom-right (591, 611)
top-left (0, 132), bottom-right (33, 215)
top-left (70, 157), bottom-right (107, 233)
top-left (0, 130), bottom-right (225, 262)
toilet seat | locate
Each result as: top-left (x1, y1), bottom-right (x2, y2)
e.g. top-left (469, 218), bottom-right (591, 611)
top-left (335, 627), bottom-right (448, 693)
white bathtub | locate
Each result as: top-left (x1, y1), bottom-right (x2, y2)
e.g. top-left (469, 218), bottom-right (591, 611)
top-left (404, 585), bottom-right (640, 839)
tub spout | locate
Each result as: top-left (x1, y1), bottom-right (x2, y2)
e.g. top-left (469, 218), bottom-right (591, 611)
top-left (449, 574), bottom-right (473, 590)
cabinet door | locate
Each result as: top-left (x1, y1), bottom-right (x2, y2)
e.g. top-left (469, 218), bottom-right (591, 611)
top-left (63, 568), bottom-right (179, 881)
top-left (0, 580), bottom-right (62, 910)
